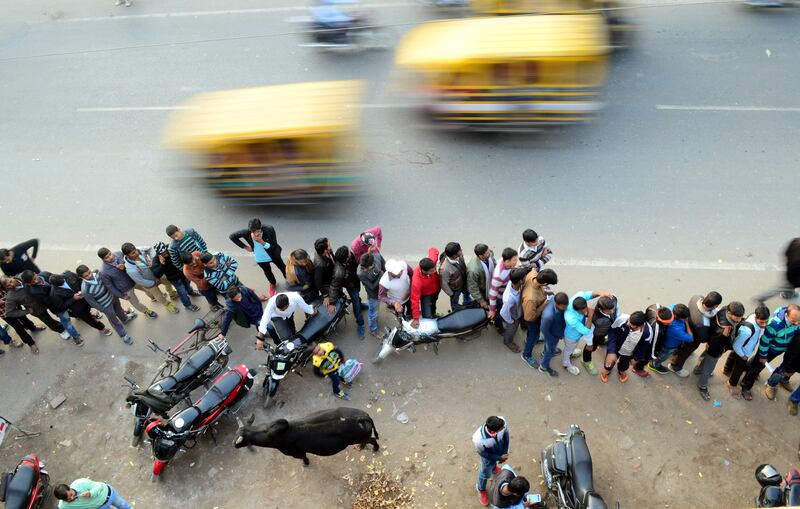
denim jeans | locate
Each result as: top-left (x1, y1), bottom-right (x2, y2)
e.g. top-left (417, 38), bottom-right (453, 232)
top-left (329, 371), bottom-right (342, 395)
top-left (522, 319), bottom-right (542, 359)
top-left (99, 487), bottom-right (132, 509)
top-left (171, 277), bottom-right (194, 308)
top-left (477, 455), bottom-right (496, 491)
top-left (449, 289), bottom-right (473, 310)
top-left (767, 364), bottom-right (792, 388)
top-left (791, 383), bottom-right (800, 404)
top-left (367, 297), bottom-right (379, 333)
top-left (199, 288), bottom-right (220, 307)
top-left (541, 334), bottom-right (560, 370)
top-left (0, 324), bottom-right (11, 344)
top-left (652, 346), bottom-right (676, 368)
top-left (56, 311), bottom-right (80, 339)
top-left (346, 287), bottom-right (364, 328)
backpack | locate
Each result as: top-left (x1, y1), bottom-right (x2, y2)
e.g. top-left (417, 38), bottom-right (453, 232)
top-left (738, 321), bottom-right (759, 352)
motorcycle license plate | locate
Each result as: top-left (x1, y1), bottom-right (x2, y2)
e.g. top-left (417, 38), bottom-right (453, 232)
top-left (130, 403), bottom-right (137, 415)
top-left (275, 362), bottom-right (286, 371)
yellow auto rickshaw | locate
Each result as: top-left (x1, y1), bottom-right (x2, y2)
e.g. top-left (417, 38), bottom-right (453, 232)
top-left (470, 0), bottom-right (635, 48)
top-left (394, 14), bottom-right (609, 129)
top-left (163, 80), bottom-right (364, 204)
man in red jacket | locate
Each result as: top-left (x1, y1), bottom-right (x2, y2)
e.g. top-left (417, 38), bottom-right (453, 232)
top-left (410, 248), bottom-right (440, 328)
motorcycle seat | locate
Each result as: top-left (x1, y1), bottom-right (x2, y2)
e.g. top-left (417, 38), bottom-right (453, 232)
top-left (569, 434), bottom-right (596, 503)
top-left (169, 406), bottom-right (201, 433)
top-left (436, 307), bottom-right (487, 334)
top-left (188, 318), bottom-right (207, 334)
top-left (194, 369), bottom-right (243, 414)
top-left (297, 299), bottom-right (345, 342)
top-left (787, 484), bottom-right (800, 506)
top-left (551, 441), bottom-right (568, 475)
top-left (5, 465), bottom-right (35, 509)
top-left (583, 491), bottom-right (608, 509)
top-left (170, 345), bottom-right (217, 384)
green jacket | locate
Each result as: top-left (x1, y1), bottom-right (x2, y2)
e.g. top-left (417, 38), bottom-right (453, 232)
top-left (466, 254), bottom-right (495, 305)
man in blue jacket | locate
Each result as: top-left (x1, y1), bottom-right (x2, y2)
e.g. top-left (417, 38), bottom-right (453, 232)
top-left (539, 292), bottom-right (568, 377)
top-left (564, 290), bottom-right (612, 376)
top-left (97, 247), bottom-right (157, 319)
top-left (648, 304), bottom-right (692, 374)
top-left (472, 415), bottom-right (510, 506)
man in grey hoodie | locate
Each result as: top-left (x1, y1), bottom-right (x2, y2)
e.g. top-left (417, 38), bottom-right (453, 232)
top-left (97, 247), bottom-right (157, 319)
top-left (121, 243), bottom-right (178, 315)
top-left (357, 252), bottom-right (385, 339)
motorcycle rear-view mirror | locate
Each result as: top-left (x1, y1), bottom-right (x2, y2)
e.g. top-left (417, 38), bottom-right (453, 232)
top-left (756, 464), bottom-right (783, 487)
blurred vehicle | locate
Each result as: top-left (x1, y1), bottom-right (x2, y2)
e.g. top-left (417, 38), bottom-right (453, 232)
top-left (470, 0), bottom-right (635, 48)
top-left (304, 0), bottom-right (389, 50)
top-left (394, 15), bottom-right (610, 130)
top-left (164, 80), bottom-right (365, 205)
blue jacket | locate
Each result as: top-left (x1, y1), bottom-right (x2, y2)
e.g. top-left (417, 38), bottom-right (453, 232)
top-left (220, 286), bottom-right (263, 335)
top-left (99, 251), bottom-right (136, 297)
top-left (732, 317), bottom-right (762, 358)
top-left (472, 417), bottom-right (509, 462)
top-left (541, 298), bottom-right (566, 343)
top-left (564, 290), bottom-right (593, 341)
top-left (663, 312), bottom-right (693, 350)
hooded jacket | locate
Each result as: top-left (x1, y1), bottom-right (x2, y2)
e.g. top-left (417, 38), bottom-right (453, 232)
top-left (410, 248), bottom-right (441, 321)
top-left (472, 417), bottom-right (509, 462)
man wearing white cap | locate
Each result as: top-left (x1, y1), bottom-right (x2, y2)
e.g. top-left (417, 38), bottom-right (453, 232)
top-left (379, 259), bottom-right (412, 317)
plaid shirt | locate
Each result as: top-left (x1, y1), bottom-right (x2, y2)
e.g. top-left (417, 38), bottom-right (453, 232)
top-left (204, 252), bottom-right (240, 293)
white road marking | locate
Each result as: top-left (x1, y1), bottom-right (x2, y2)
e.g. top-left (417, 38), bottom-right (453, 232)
top-left (656, 105), bottom-right (800, 112)
top-left (76, 106), bottom-right (190, 112)
top-left (47, 3), bottom-right (415, 23)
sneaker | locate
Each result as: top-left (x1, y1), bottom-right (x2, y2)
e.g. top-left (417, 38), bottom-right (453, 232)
top-left (268, 284), bottom-right (276, 297)
top-left (565, 365), bottom-right (580, 376)
top-left (186, 304), bottom-right (200, 312)
top-left (144, 309), bottom-right (158, 319)
top-left (742, 389), bottom-right (754, 401)
top-left (619, 371), bottom-right (629, 383)
top-left (648, 363), bottom-right (670, 375)
top-left (166, 303), bottom-right (179, 314)
top-left (582, 360), bottom-right (598, 376)
top-left (11, 338), bottom-right (24, 348)
top-left (73, 337), bottom-right (84, 347)
top-left (789, 401), bottom-right (799, 416)
top-left (600, 371), bottom-right (609, 383)
top-left (30, 344), bottom-right (40, 355)
top-left (506, 342), bottom-right (521, 353)
top-left (764, 385), bottom-right (777, 401)
top-left (100, 328), bottom-right (113, 337)
top-left (668, 364), bottom-right (690, 378)
top-left (478, 490), bottom-right (489, 507)
top-left (692, 366), bottom-right (703, 376)
top-left (538, 365), bottom-right (559, 377)
top-left (59, 330), bottom-right (70, 340)
top-left (633, 368), bottom-right (650, 379)
top-left (32, 325), bottom-right (46, 332)
top-left (780, 379), bottom-right (794, 392)
top-left (357, 324), bottom-right (365, 339)
top-left (92, 312), bottom-right (103, 320)
top-left (122, 335), bottom-right (134, 345)
top-left (698, 386), bottom-right (711, 401)
top-left (334, 390), bottom-right (350, 400)
top-left (521, 355), bottom-right (539, 369)
top-left (571, 348), bottom-right (582, 358)
top-left (125, 311), bottom-right (138, 323)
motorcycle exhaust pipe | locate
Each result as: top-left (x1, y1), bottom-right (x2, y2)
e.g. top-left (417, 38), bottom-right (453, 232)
top-left (377, 342), bottom-right (393, 360)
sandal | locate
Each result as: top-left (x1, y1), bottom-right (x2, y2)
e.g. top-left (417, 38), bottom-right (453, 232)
top-left (505, 342), bottom-right (521, 353)
top-left (742, 389), bottom-right (753, 401)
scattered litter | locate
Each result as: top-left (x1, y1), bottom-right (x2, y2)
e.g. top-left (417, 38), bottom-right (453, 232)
top-left (685, 420), bottom-right (693, 425)
top-left (723, 459), bottom-right (731, 467)
top-left (698, 472), bottom-right (703, 478)
top-left (396, 412), bottom-right (409, 424)
top-left (713, 401), bottom-right (722, 407)
top-left (49, 394), bottom-right (67, 409)
top-left (766, 49), bottom-right (772, 57)
top-left (545, 394), bottom-right (552, 402)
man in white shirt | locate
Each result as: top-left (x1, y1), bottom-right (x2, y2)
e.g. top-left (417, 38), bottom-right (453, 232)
top-left (499, 269), bottom-right (528, 353)
top-left (256, 292), bottom-right (315, 348)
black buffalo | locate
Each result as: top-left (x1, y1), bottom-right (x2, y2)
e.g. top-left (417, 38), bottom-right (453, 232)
top-left (233, 407), bottom-right (380, 465)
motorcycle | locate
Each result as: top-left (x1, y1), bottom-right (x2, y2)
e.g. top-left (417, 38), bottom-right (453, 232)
top-left (261, 297), bottom-right (348, 406)
top-left (754, 464), bottom-right (800, 507)
top-left (125, 320), bottom-right (231, 446)
top-left (288, 10), bottom-right (389, 51)
top-left (373, 304), bottom-right (489, 362)
top-left (541, 424), bottom-right (612, 509)
top-left (145, 364), bottom-right (254, 481)
top-left (0, 454), bottom-right (49, 509)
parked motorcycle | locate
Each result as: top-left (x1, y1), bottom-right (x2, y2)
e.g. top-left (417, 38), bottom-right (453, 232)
top-left (261, 297), bottom-right (348, 406)
top-left (0, 454), bottom-right (49, 509)
top-left (541, 424), bottom-right (611, 509)
top-left (754, 464), bottom-right (800, 507)
top-left (145, 364), bottom-right (254, 481)
top-left (373, 304), bottom-right (489, 362)
top-left (125, 322), bottom-right (231, 446)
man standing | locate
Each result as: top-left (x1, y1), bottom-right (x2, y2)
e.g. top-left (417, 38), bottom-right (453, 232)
top-left (54, 478), bottom-right (131, 509)
top-left (648, 305), bottom-right (691, 375)
top-left (668, 291), bottom-right (723, 377)
top-left (0, 239), bottom-right (40, 276)
top-left (48, 274), bottom-right (112, 339)
top-left (739, 304), bottom-right (800, 401)
top-left (755, 238), bottom-right (800, 304)
top-left (351, 226), bottom-right (382, 265)
top-left (181, 251), bottom-right (221, 309)
top-left (499, 269), bottom-right (527, 353)
top-left (439, 242), bottom-right (472, 311)
top-left (328, 246), bottom-right (365, 337)
top-left (0, 283), bottom-right (40, 354)
top-left (151, 242), bottom-right (200, 312)
top-left (357, 252), bottom-right (385, 338)
top-left (229, 218), bottom-right (286, 297)
top-left (467, 244), bottom-right (496, 311)
top-left (541, 292), bottom-right (569, 377)
top-left (410, 248), bottom-right (441, 329)
top-left (583, 295), bottom-right (619, 377)
top-left (488, 248), bottom-right (518, 332)
top-left (313, 238), bottom-right (335, 298)
top-left (472, 415), bottom-right (510, 506)
top-left (121, 243), bottom-right (178, 315)
top-left (696, 301), bottom-right (744, 401)
top-left (77, 265), bottom-right (134, 345)
top-left (97, 247), bottom-right (157, 319)
top-left (378, 259), bottom-right (412, 317)
top-left (520, 269), bottom-right (558, 368)
top-left (201, 252), bottom-right (242, 295)
top-left (166, 225), bottom-right (207, 269)
top-left (256, 292), bottom-right (314, 347)
top-left (601, 311), bottom-right (652, 384)
top-left (518, 228), bottom-right (552, 271)
top-left (564, 290), bottom-right (612, 376)
top-left (723, 305), bottom-right (769, 397)
top-left (219, 286), bottom-right (264, 341)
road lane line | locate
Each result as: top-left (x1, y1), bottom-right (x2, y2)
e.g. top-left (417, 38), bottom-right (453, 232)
top-left (657, 105), bottom-right (800, 112)
top-left (77, 106), bottom-right (190, 112)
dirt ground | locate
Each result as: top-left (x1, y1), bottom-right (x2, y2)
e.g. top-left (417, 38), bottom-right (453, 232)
top-left (1, 261), bottom-right (798, 509)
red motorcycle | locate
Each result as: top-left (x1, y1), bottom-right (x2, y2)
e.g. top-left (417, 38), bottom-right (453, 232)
top-left (0, 454), bottom-right (49, 509)
top-left (145, 364), bottom-right (254, 481)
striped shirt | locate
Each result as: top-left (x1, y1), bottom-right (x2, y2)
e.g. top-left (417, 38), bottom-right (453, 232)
top-left (758, 307), bottom-right (800, 358)
top-left (168, 228), bottom-right (207, 268)
top-left (80, 272), bottom-right (114, 309)
top-left (518, 237), bottom-right (552, 271)
top-left (204, 252), bottom-right (240, 293)
top-left (488, 263), bottom-right (512, 312)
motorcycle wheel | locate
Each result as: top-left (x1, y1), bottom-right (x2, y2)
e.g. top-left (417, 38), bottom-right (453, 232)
top-left (131, 424), bottom-right (144, 447)
top-left (37, 471), bottom-right (50, 508)
top-left (263, 378), bottom-right (279, 408)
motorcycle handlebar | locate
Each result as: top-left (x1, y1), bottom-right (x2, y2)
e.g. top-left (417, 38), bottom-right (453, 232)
top-left (123, 376), bottom-right (140, 389)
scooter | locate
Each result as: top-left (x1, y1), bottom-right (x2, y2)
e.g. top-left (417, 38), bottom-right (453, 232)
top-left (541, 424), bottom-right (611, 509)
top-left (0, 454), bottom-right (49, 509)
top-left (125, 325), bottom-right (231, 446)
top-left (261, 297), bottom-right (348, 406)
top-left (145, 364), bottom-right (254, 481)
top-left (754, 464), bottom-right (800, 507)
top-left (374, 304), bottom-right (489, 362)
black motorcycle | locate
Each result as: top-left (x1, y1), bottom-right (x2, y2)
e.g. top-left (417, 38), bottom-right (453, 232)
top-left (125, 321), bottom-right (231, 446)
top-left (374, 304), bottom-right (489, 362)
top-left (261, 297), bottom-right (347, 406)
top-left (0, 454), bottom-right (49, 509)
top-left (754, 464), bottom-right (800, 507)
top-left (541, 424), bottom-right (611, 509)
